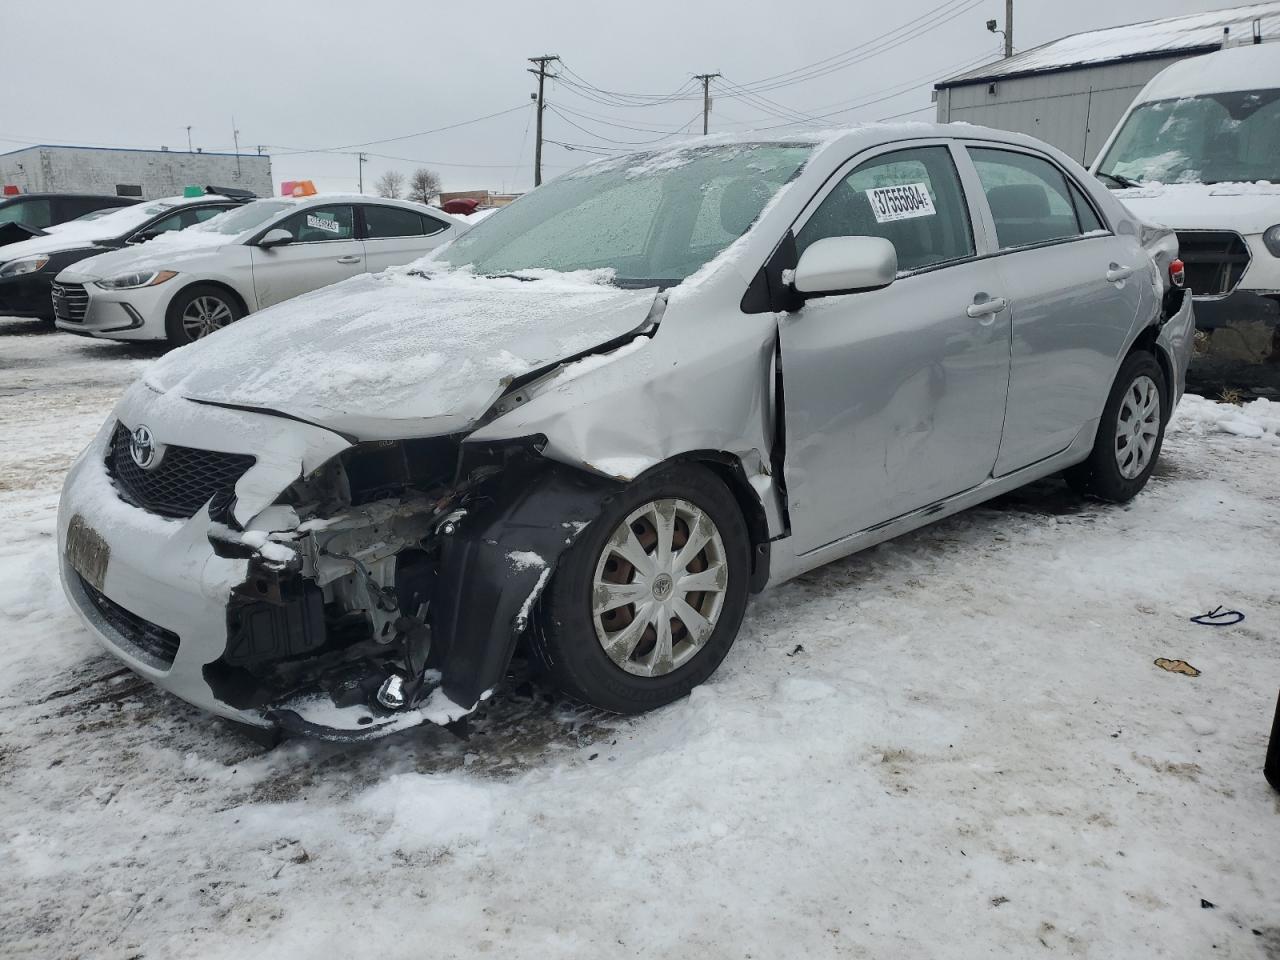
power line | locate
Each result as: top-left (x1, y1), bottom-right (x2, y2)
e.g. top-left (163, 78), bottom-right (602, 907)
top-left (547, 104), bottom-right (701, 146)
top-left (271, 104), bottom-right (531, 156)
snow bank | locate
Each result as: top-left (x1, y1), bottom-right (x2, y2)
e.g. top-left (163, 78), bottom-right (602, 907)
top-left (1169, 394), bottom-right (1280, 443)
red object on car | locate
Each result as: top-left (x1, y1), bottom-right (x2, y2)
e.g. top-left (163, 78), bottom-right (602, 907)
top-left (2, 185), bottom-right (19, 196)
top-left (1169, 258), bottom-right (1185, 288)
top-left (440, 198), bottom-right (480, 215)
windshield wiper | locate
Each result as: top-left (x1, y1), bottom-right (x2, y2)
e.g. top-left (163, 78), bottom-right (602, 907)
top-left (1097, 171), bottom-right (1141, 189)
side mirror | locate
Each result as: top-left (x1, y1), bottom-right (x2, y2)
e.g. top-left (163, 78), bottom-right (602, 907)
top-left (128, 230), bottom-right (160, 245)
top-left (258, 228), bottom-right (294, 249)
top-left (792, 236), bottom-right (897, 298)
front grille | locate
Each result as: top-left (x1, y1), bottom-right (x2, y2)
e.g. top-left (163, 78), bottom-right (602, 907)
top-left (77, 573), bottom-right (180, 668)
top-left (51, 281), bottom-right (88, 323)
top-left (1176, 231), bottom-right (1251, 297)
top-left (107, 422), bottom-right (256, 519)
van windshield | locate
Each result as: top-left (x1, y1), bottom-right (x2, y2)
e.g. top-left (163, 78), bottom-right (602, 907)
top-left (436, 142), bottom-right (814, 285)
top-left (1096, 89), bottom-right (1280, 185)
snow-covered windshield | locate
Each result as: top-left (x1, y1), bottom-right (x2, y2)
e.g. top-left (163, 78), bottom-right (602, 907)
top-left (199, 199), bottom-right (294, 236)
top-left (437, 142), bottom-right (814, 285)
top-left (1097, 89), bottom-right (1280, 185)
top-left (49, 199), bottom-right (178, 236)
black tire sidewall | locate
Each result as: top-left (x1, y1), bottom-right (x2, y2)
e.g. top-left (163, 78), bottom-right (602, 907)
top-left (1077, 351), bottom-right (1168, 502)
top-left (535, 464), bottom-right (751, 714)
top-left (164, 284), bottom-right (241, 347)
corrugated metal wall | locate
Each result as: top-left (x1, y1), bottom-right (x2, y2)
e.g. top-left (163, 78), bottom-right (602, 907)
top-left (935, 55), bottom-right (1191, 165)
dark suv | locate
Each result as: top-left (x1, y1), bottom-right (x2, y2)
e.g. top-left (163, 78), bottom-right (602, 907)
top-left (0, 193), bottom-right (139, 247)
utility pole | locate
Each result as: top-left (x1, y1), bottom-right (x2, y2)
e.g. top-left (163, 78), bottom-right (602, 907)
top-left (1005, 0), bottom-right (1014, 58)
top-left (528, 54), bottom-right (559, 187)
top-left (186, 125), bottom-right (193, 153)
top-left (694, 73), bottom-right (721, 135)
top-left (232, 118), bottom-right (241, 178)
top-left (358, 152), bottom-right (368, 193)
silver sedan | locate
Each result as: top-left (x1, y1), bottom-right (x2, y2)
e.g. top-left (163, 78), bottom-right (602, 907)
top-left (58, 122), bottom-right (1193, 739)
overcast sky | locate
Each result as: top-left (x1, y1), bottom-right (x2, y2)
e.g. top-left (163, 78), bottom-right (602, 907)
top-left (3, 0), bottom-right (1253, 196)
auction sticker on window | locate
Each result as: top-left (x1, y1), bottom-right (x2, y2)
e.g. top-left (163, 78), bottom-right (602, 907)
top-left (306, 213), bottom-right (341, 234)
top-left (866, 183), bottom-right (935, 223)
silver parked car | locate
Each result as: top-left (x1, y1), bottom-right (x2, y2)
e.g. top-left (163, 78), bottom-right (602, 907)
top-left (58, 123), bottom-right (1193, 740)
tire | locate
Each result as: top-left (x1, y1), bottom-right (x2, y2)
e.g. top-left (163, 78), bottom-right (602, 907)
top-left (1066, 350), bottom-right (1168, 502)
top-left (164, 284), bottom-right (243, 347)
top-left (530, 463), bottom-right (751, 715)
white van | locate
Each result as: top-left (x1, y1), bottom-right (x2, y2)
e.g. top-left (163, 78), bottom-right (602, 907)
top-left (1091, 42), bottom-right (1280, 371)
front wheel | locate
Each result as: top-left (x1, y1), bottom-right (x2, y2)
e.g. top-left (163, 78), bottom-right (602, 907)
top-left (164, 284), bottom-right (243, 347)
top-left (531, 464), bottom-right (751, 714)
top-left (1067, 351), bottom-right (1168, 502)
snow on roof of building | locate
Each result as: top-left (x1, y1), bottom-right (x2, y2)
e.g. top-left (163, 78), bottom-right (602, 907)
top-left (937, 1), bottom-right (1280, 87)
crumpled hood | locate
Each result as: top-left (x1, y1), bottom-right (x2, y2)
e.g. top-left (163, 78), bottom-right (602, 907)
top-left (1113, 182), bottom-right (1280, 235)
top-left (144, 266), bottom-right (657, 439)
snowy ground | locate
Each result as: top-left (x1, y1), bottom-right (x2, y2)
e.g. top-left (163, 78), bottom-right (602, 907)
top-left (2, 316), bottom-right (1278, 960)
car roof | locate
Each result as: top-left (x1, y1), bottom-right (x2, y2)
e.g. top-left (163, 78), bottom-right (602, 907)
top-left (0, 192), bottom-right (140, 203)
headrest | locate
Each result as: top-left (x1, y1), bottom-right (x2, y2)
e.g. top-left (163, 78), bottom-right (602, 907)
top-left (719, 178), bottom-right (774, 236)
top-left (987, 183), bottom-right (1049, 220)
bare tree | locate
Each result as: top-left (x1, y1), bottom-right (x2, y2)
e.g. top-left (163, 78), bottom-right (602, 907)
top-left (374, 170), bottom-right (405, 199)
top-left (407, 168), bottom-right (442, 205)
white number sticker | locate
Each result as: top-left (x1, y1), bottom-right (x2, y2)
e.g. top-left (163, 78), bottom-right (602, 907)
top-left (306, 213), bottom-right (341, 234)
top-left (865, 183), bottom-right (935, 223)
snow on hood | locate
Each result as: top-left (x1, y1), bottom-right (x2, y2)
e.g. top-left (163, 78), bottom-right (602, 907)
top-left (144, 265), bottom-right (658, 438)
top-left (64, 228), bottom-right (235, 280)
top-left (1112, 181), bottom-right (1280, 234)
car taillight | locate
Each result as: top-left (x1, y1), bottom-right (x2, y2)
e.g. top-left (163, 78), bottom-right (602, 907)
top-left (1169, 258), bottom-right (1185, 288)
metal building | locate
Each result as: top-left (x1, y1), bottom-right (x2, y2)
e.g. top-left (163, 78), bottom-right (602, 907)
top-left (934, 2), bottom-right (1280, 166)
top-left (0, 145), bottom-right (272, 200)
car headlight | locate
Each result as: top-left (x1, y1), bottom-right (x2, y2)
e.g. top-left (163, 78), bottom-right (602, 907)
top-left (1264, 224), bottom-right (1280, 258)
top-left (95, 269), bottom-right (178, 290)
top-left (0, 255), bottom-right (50, 278)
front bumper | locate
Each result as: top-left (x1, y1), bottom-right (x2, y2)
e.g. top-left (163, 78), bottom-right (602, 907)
top-left (52, 269), bottom-right (172, 340)
top-left (0, 273), bottom-right (54, 318)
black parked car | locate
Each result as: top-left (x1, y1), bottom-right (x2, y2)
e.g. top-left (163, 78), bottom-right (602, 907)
top-left (0, 192), bottom-right (139, 247)
top-left (0, 188), bottom-right (253, 321)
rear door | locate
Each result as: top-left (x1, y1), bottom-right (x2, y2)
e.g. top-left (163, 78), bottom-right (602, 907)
top-left (359, 205), bottom-right (453, 272)
top-left (778, 142), bottom-right (1012, 553)
top-left (249, 203), bottom-right (364, 308)
top-left (962, 145), bottom-right (1152, 474)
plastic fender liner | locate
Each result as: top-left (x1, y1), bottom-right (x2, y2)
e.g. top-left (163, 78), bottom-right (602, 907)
top-left (431, 458), bottom-right (622, 707)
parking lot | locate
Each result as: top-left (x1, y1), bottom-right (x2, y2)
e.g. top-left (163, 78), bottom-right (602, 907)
top-left (1, 315), bottom-right (1277, 958)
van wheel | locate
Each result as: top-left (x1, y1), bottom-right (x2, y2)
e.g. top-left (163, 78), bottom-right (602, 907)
top-left (1067, 351), bottom-right (1168, 502)
top-left (531, 464), bottom-right (751, 714)
top-left (165, 284), bottom-right (243, 347)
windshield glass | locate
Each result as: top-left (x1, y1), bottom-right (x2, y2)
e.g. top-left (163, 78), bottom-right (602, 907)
top-left (199, 199), bottom-right (294, 236)
top-left (1097, 89), bottom-right (1280, 185)
top-left (437, 142), bottom-right (814, 284)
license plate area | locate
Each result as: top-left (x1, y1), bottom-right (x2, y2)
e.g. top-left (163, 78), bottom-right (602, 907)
top-left (66, 514), bottom-right (110, 591)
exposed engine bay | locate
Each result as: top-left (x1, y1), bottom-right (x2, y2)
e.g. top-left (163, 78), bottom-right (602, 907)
top-left (201, 435), bottom-right (620, 740)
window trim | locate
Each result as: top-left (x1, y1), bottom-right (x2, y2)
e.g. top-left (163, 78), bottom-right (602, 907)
top-left (789, 138), bottom-right (983, 283)
top-left (958, 141), bottom-right (1114, 259)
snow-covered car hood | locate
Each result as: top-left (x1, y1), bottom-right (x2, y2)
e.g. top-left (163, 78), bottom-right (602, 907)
top-left (143, 266), bottom-right (658, 439)
top-left (64, 230), bottom-right (236, 281)
top-left (1112, 182), bottom-right (1280, 234)
top-left (0, 228), bottom-right (109, 262)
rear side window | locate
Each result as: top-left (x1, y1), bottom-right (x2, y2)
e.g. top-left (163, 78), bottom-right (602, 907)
top-left (969, 148), bottom-right (1091, 250)
top-left (363, 205), bottom-right (449, 239)
top-left (276, 205), bottom-right (355, 242)
top-left (796, 146), bottom-right (974, 274)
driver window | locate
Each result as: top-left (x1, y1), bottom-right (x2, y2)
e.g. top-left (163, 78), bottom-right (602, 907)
top-left (274, 205), bottom-right (356, 243)
top-left (796, 146), bottom-right (974, 273)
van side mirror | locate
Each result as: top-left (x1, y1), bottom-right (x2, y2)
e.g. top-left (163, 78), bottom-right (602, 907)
top-left (258, 228), bottom-right (294, 249)
top-left (792, 236), bottom-right (897, 298)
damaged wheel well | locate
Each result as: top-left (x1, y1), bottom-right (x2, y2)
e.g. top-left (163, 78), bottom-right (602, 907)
top-left (1128, 323), bottom-right (1175, 423)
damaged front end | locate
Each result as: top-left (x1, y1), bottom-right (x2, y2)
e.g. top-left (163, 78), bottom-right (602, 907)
top-left (205, 435), bottom-right (620, 740)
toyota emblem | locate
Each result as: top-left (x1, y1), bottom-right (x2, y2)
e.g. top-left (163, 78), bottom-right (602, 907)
top-left (129, 424), bottom-right (159, 470)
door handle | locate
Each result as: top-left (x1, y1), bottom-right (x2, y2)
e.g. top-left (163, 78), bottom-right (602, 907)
top-left (966, 296), bottom-right (1007, 320)
top-left (1106, 263), bottom-right (1135, 282)
top-left (336, 255), bottom-right (361, 264)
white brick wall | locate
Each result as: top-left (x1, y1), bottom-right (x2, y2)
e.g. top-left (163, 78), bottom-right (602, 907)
top-left (0, 146), bottom-right (273, 199)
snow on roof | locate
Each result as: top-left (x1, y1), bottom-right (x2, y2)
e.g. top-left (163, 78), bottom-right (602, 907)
top-left (937, 2), bottom-right (1280, 87)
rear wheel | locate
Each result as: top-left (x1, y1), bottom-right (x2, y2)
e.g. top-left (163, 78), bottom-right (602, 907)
top-left (164, 284), bottom-right (243, 347)
top-left (1067, 351), bottom-right (1168, 502)
top-left (531, 464), bottom-right (751, 714)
